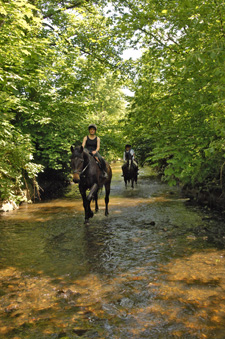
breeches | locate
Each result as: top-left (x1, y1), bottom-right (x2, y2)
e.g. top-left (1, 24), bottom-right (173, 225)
top-left (95, 152), bottom-right (107, 170)
top-left (86, 149), bottom-right (106, 170)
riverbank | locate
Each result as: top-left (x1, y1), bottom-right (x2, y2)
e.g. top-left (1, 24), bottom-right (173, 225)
top-left (1, 164), bottom-right (225, 214)
top-left (0, 200), bottom-right (19, 212)
top-left (182, 184), bottom-right (225, 212)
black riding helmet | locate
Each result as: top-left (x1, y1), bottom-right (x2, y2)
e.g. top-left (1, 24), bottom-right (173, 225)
top-left (88, 124), bottom-right (97, 130)
top-left (125, 144), bottom-right (131, 148)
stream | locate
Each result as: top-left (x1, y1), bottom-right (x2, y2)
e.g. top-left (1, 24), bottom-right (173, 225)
top-left (1, 163), bottom-right (225, 339)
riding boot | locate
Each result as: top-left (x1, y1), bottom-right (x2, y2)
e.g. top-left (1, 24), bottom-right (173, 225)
top-left (94, 153), bottom-right (108, 179)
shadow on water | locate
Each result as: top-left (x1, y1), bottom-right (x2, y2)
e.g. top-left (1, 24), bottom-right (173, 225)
top-left (1, 163), bottom-right (225, 338)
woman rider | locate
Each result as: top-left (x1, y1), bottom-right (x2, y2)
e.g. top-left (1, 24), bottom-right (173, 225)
top-left (123, 144), bottom-right (138, 168)
top-left (82, 124), bottom-right (108, 178)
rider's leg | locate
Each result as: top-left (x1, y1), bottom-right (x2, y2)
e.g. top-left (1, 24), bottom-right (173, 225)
top-left (132, 158), bottom-right (139, 173)
top-left (95, 152), bottom-right (108, 178)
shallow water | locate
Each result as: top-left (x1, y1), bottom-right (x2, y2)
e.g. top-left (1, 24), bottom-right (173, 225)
top-left (1, 163), bottom-right (225, 338)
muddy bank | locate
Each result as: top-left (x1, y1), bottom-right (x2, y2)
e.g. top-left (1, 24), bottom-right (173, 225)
top-left (182, 184), bottom-right (225, 212)
top-left (0, 173), bottom-right (69, 212)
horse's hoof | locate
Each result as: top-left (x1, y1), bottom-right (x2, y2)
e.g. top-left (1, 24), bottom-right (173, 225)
top-left (89, 211), bottom-right (94, 218)
top-left (84, 220), bottom-right (89, 225)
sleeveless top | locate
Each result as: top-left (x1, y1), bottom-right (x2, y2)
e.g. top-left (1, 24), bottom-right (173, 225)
top-left (85, 136), bottom-right (97, 152)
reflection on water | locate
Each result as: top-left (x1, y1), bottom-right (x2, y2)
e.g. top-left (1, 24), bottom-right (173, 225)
top-left (1, 163), bottom-right (225, 338)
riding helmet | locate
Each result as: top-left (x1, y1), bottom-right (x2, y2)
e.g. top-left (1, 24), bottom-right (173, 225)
top-left (125, 144), bottom-right (131, 148)
top-left (88, 124), bottom-right (97, 130)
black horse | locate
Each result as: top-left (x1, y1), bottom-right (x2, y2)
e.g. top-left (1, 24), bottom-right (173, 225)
top-left (122, 152), bottom-right (138, 188)
top-left (71, 146), bottom-right (112, 224)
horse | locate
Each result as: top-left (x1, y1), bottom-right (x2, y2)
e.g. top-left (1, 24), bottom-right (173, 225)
top-left (122, 152), bottom-right (138, 189)
top-left (70, 146), bottom-right (112, 224)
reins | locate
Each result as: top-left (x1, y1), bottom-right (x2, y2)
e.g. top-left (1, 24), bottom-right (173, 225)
top-left (80, 162), bottom-right (89, 175)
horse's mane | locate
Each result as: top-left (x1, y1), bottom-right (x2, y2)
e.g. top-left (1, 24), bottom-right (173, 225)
top-left (125, 151), bottom-right (133, 162)
top-left (71, 146), bottom-right (89, 157)
top-left (71, 147), bottom-right (98, 170)
top-left (125, 150), bottom-right (133, 161)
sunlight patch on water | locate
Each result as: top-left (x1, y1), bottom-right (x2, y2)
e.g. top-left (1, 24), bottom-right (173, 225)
top-left (2, 190), bottom-right (184, 223)
top-left (2, 195), bottom-right (185, 223)
top-left (1, 249), bottom-right (225, 338)
top-left (1, 163), bottom-right (225, 338)
top-left (151, 249), bottom-right (225, 337)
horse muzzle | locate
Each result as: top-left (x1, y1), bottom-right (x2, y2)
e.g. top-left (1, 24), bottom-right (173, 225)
top-left (73, 173), bottom-right (80, 183)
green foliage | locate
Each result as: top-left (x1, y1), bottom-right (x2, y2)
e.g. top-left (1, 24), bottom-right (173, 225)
top-left (0, 121), bottom-right (43, 202)
top-left (113, 0), bottom-right (225, 189)
top-left (0, 0), bottom-right (127, 202)
top-left (3, 0), bottom-right (224, 204)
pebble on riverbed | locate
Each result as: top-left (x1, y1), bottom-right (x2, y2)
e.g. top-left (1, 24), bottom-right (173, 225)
top-left (186, 235), bottom-right (197, 240)
top-left (144, 221), bottom-right (156, 227)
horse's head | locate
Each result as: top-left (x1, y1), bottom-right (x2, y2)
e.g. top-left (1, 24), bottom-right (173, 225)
top-left (125, 150), bottom-right (132, 162)
top-left (70, 146), bottom-right (85, 183)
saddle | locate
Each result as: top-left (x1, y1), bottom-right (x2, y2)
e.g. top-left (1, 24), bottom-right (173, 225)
top-left (88, 152), bottom-right (107, 178)
top-left (89, 153), bottom-right (104, 173)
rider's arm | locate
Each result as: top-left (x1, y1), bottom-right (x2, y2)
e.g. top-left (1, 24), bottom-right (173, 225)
top-left (130, 149), bottom-right (135, 158)
top-left (96, 137), bottom-right (100, 152)
top-left (82, 136), bottom-right (87, 148)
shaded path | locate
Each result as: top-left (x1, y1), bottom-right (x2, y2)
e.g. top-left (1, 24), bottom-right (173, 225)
top-left (1, 163), bottom-right (225, 338)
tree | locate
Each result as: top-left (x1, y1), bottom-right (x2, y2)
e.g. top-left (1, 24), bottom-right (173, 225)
top-left (0, 0), bottom-right (45, 202)
top-left (0, 0), bottom-right (127, 203)
top-left (106, 0), bottom-right (225, 188)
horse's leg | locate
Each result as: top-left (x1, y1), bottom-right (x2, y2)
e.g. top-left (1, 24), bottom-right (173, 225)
top-left (86, 196), bottom-right (94, 219)
top-left (87, 183), bottom-right (98, 201)
top-left (94, 191), bottom-right (99, 213)
top-left (80, 189), bottom-right (89, 224)
top-left (131, 169), bottom-right (135, 188)
top-left (86, 183), bottom-right (99, 219)
top-left (104, 182), bottom-right (110, 216)
top-left (79, 185), bottom-right (93, 224)
top-left (128, 173), bottom-right (130, 183)
top-left (85, 198), bottom-right (93, 222)
top-left (135, 174), bottom-right (138, 184)
top-left (124, 177), bottom-right (127, 188)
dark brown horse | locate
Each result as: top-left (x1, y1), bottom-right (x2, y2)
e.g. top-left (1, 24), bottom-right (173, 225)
top-left (71, 146), bottom-right (112, 224)
top-left (122, 152), bottom-right (138, 188)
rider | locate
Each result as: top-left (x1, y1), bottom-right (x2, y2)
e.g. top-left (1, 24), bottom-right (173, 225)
top-left (82, 124), bottom-right (108, 178)
top-left (123, 144), bottom-right (138, 169)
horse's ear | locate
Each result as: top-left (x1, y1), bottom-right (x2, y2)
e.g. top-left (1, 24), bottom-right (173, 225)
top-left (80, 146), bottom-right (83, 153)
top-left (71, 145), bottom-right (74, 153)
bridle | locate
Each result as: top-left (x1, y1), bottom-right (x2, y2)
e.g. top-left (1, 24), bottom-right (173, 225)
top-left (72, 156), bottom-right (89, 176)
